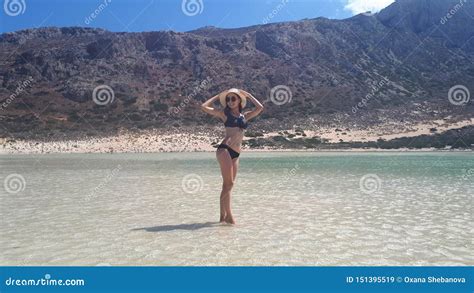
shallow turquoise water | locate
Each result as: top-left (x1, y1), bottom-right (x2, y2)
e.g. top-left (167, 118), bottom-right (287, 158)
top-left (0, 152), bottom-right (473, 265)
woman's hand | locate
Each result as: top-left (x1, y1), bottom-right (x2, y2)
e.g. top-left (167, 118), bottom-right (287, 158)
top-left (240, 89), bottom-right (253, 99)
top-left (241, 90), bottom-right (263, 108)
top-left (241, 89), bottom-right (264, 121)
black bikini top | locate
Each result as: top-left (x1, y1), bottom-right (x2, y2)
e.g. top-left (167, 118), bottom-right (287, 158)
top-left (224, 108), bottom-right (248, 129)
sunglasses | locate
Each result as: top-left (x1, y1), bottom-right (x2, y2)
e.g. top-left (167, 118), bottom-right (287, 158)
top-left (226, 95), bottom-right (239, 103)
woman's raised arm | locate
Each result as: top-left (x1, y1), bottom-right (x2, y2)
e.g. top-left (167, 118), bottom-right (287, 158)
top-left (201, 93), bottom-right (225, 121)
top-left (241, 90), bottom-right (264, 121)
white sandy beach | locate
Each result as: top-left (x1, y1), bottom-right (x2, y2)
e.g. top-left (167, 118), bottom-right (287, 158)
top-left (1, 118), bottom-right (473, 154)
top-left (263, 118), bottom-right (474, 143)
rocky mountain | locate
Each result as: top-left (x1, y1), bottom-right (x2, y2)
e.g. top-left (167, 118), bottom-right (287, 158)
top-left (0, 0), bottom-right (473, 139)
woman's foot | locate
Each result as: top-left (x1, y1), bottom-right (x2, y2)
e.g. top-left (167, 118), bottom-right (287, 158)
top-left (224, 215), bottom-right (235, 225)
top-left (219, 213), bottom-right (226, 223)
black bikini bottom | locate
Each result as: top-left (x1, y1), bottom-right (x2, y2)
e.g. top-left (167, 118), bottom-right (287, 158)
top-left (217, 144), bottom-right (240, 159)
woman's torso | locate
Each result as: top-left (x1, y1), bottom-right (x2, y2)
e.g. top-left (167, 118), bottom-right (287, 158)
top-left (221, 127), bottom-right (245, 152)
top-left (220, 109), bottom-right (247, 152)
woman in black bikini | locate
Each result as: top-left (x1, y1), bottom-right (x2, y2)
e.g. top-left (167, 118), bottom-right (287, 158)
top-left (201, 88), bottom-right (264, 224)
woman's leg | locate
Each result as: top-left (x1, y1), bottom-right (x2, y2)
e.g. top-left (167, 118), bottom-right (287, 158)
top-left (224, 158), bottom-right (240, 223)
top-left (216, 149), bottom-right (234, 223)
top-left (232, 157), bottom-right (239, 182)
top-left (223, 157), bottom-right (239, 224)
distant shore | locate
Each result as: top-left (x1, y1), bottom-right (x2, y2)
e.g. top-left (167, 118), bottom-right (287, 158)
top-left (2, 148), bottom-right (473, 155)
top-left (1, 133), bottom-right (472, 155)
top-left (1, 118), bottom-right (473, 154)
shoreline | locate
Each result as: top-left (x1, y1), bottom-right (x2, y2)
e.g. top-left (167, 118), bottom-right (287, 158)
top-left (1, 148), bottom-right (472, 155)
top-left (1, 118), bottom-right (473, 155)
top-left (1, 138), bottom-right (473, 155)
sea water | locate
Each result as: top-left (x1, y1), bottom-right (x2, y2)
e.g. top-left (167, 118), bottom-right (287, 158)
top-left (1, 152), bottom-right (472, 265)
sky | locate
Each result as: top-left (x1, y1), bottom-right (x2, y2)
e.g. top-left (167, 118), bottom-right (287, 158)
top-left (0, 0), bottom-right (395, 34)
